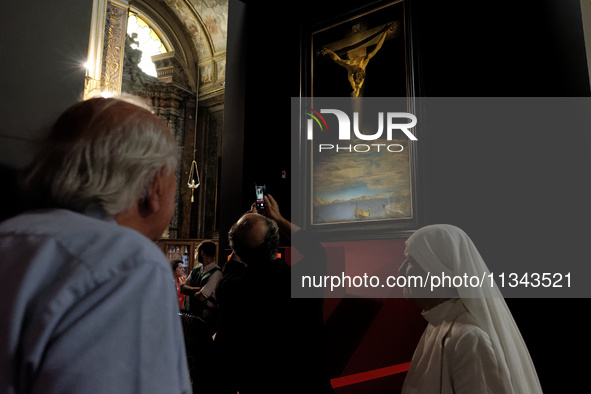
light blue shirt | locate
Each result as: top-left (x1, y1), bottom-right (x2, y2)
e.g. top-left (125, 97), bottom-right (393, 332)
top-left (0, 209), bottom-right (191, 393)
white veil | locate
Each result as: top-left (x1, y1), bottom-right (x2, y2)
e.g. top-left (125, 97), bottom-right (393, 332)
top-left (405, 224), bottom-right (543, 394)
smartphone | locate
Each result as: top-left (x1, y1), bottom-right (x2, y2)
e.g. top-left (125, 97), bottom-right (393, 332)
top-left (255, 185), bottom-right (266, 210)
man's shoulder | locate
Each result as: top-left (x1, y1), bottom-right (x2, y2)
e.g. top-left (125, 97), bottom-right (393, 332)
top-left (0, 209), bottom-right (173, 325)
top-left (267, 258), bottom-right (291, 273)
top-left (1, 209), bottom-right (118, 237)
top-left (221, 259), bottom-right (247, 276)
top-left (0, 208), bottom-right (165, 271)
top-left (189, 265), bottom-right (200, 276)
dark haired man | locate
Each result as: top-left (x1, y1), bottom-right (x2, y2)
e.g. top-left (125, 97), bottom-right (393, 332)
top-left (179, 240), bottom-right (220, 393)
top-left (180, 240), bottom-right (221, 325)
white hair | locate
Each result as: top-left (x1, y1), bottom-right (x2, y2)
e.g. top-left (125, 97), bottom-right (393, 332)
top-left (23, 95), bottom-right (178, 217)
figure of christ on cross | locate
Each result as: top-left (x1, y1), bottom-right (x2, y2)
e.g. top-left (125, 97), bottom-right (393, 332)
top-left (319, 22), bottom-right (396, 97)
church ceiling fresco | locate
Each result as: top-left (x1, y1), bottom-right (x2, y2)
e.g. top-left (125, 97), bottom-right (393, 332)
top-left (161, 0), bottom-right (227, 91)
top-left (163, 0), bottom-right (227, 58)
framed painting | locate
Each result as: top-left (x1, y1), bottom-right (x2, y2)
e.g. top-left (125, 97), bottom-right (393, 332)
top-left (296, 0), bottom-right (421, 239)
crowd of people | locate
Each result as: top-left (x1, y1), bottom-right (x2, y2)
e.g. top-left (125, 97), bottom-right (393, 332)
top-left (0, 95), bottom-right (542, 393)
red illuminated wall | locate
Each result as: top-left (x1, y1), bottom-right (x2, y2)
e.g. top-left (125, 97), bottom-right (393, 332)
top-left (321, 239), bottom-right (426, 393)
top-left (286, 238), bottom-right (426, 392)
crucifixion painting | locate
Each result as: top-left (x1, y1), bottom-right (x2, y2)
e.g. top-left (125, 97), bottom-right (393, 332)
top-left (308, 2), bottom-right (417, 228)
top-left (318, 22), bottom-right (397, 97)
top-left (311, 0), bottom-right (408, 98)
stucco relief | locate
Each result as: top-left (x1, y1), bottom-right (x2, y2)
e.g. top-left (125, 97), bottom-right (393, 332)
top-left (216, 58), bottom-right (226, 81)
top-left (200, 63), bottom-right (214, 84)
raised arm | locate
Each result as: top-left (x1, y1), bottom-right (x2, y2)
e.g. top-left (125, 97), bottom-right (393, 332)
top-left (261, 194), bottom-right (300, 240)
top-left (366, 22), bottom-right (395, 62)
top-left (319, 48), bottom-right (351, 67)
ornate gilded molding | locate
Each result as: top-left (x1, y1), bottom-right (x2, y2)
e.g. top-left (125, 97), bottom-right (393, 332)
top-left (101, 1), bottom-right (129, 95)
top-left (84, 0), bottom-right (130, 98)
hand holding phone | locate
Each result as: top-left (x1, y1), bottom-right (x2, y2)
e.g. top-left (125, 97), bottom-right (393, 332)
top-left (255, 185), bottom-right (266, 210)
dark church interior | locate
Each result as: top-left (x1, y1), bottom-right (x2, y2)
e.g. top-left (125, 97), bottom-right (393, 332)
top-left (1, 0), bottom-right (590, 392)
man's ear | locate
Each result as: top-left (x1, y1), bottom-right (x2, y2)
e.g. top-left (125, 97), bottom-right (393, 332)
top-left (139, 173), bottom-right (162, 217)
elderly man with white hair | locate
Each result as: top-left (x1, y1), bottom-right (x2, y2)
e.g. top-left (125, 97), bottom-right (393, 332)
top-left (0, 96), bottom-right (191, 393)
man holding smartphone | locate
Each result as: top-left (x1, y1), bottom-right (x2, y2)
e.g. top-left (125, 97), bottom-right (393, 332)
top-left (214, 194), bottom-right (334, 393)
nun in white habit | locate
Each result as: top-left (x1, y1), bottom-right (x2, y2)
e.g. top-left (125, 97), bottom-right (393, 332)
top-left (399, 224), bottom-right (542, 394)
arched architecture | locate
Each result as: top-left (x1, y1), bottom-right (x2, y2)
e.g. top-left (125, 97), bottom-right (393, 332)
top-left (85, 0), bottom-right (228, 239)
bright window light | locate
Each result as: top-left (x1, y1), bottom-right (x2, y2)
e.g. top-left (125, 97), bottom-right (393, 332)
top-left (127, 14), bottom-right (167, 77)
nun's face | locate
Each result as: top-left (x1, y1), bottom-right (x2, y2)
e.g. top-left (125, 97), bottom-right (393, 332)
top-left (399, 250), bottom-right (431, 300)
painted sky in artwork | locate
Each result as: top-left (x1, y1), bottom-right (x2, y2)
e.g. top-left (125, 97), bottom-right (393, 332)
top-left (313, 138), bottom-right (410, 203)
